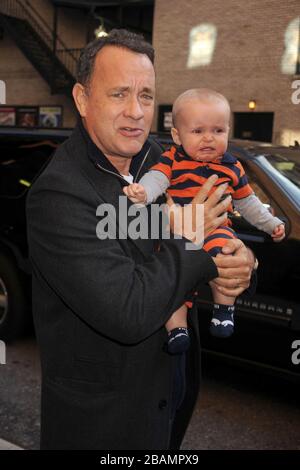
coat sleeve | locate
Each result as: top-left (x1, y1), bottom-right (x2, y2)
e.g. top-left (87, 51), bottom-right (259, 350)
top-left (27, 178), bottom-right (217, 345)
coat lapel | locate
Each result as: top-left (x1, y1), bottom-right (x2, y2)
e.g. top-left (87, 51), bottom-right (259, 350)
top-left (67, 123), bottom-right (158, 259)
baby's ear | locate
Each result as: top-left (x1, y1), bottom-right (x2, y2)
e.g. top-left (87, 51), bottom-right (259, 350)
top-left (171, 127), bottom-right (181, 146)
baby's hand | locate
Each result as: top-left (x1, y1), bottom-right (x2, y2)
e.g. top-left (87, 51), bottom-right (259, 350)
top-left (272, 224), bottom-right (285, 242)
top-left (123, 183), bottom-right (147, 204)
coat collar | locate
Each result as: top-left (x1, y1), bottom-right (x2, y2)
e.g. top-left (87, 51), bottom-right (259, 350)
top-left (77, 118), bottom-right (152, 181)
top-left (66, 119), bottom-right (157, 258)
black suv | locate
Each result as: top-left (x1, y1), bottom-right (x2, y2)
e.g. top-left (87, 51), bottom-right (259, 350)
top-left (0, 128), bottom-right (70, 339)
top-left (0, 128), bottom-right (300, 381)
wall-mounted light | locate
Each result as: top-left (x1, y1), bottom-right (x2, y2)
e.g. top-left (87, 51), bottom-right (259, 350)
top-left (248, 99), bottom-right (256, 111)
top-left (94, 17), bottom-right (108, 38)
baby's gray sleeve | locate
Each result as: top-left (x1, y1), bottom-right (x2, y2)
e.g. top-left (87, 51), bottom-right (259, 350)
top-left (139, 170), bottom-right (170, 204)
top-left (233, 194), bottom-right (283, 234)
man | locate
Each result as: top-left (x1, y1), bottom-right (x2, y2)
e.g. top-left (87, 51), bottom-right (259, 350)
top-left (27, 29), bottom-right (255, 450)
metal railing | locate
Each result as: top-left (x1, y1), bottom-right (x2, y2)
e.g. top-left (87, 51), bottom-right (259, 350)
top-left (56, 48), bottom-right (82, 77)
top-left (0, 0), bottom-right (80, 77)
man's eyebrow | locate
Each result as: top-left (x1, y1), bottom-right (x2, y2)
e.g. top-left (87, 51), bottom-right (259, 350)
top-left (109, 86), bottom-right (130, 92)
top-left (108, 86), bottom-right (154, 94)
top-left (142, 87), bottom-right (155, 95)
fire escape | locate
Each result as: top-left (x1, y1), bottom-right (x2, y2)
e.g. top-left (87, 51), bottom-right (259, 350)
top-left (0, 0), bottom-right (80, 95)
top-left (0, 0), bottom-right (154, 96)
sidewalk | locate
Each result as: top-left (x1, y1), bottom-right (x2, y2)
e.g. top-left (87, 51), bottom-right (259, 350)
top-left (0, 438), bottom-right (23, 450)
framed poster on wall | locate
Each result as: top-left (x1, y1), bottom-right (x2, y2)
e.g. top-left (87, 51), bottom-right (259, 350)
top-left (0, 106), bottom-right (16, 126)
top-left (16, 106), bottom-right (39, 127)
top-left (39, 106), bottom-right (63, 128)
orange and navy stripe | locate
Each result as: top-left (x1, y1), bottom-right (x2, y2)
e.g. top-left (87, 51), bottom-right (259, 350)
top-left (203, 226), bottom-right (237, 256)
top-left (151, 145), bottom-right (253, 206)
top-left (184, 225), bottom-right (237, 308)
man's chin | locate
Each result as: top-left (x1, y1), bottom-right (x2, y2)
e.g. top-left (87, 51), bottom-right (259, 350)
top-left (120, 140), bottom-right (145, 158)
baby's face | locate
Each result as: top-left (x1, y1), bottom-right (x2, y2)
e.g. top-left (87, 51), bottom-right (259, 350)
top-left (171, 99), bottom-right (230, 162)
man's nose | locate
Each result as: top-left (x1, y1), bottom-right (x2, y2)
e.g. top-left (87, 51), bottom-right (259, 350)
top-left (124, 96), bottom-right (144, 120)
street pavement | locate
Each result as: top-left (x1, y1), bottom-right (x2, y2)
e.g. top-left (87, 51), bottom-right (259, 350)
top-left (0, 438), bottom-right (22, 450)
top-left (0, 336), bottom-right (300, 450)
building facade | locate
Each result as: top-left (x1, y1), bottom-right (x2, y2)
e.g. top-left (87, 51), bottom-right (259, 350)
top-left (153, 0), bottom-right (300, 145)
top-left (0, 0), bottom-right (299, 143)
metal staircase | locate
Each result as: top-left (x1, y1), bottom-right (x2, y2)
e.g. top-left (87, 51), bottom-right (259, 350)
top-left (0, 0), bottom-right (80, 95)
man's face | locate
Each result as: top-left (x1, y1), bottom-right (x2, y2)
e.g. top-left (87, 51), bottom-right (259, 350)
top-left (77, 46), bottom-right (155, 160)
top-left (172, 99), bottom-right (230, 162)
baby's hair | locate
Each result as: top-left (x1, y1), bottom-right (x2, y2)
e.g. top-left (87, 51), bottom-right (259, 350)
top-left (172, 88), bottom-right (230, 128)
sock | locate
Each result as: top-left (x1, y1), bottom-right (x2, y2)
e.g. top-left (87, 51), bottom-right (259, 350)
top-left (210, 304), bottom-right (235, 338)
top-left (167, 327), bottom-right (190, 354)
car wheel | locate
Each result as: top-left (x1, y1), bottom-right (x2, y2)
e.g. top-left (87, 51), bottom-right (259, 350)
top-left (0, 252), bottom-right (27, 342)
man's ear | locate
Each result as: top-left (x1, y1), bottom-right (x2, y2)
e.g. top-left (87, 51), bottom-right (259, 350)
top-left (171, 127), bottom-right (181, 146)
top-left (72, 83), bottom-right (88, 117)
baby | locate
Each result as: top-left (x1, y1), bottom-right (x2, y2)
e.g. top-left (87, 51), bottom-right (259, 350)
top-left (123, 88), bottom-right (285, 354)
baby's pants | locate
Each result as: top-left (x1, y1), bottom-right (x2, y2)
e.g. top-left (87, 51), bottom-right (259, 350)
top-left (185, 226), bottom-right (237, 308)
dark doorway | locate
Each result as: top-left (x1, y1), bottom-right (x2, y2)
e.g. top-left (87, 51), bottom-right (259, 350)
top-left (233, 112), bottom-right (274, 142)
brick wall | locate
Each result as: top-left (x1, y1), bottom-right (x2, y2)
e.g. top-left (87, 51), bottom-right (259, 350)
top-left (0, 0), bottom-right (87, 127)
top-left (153, 0), bottom-right (300, 144)
top-left (0, 34), bottom-right (76, 127)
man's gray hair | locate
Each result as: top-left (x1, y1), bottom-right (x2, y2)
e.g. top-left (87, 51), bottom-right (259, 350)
top-left (77, 28), bottom-right (155, 87)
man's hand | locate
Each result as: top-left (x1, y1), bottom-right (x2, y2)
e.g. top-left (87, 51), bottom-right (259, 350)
top-left (123, 183), bottom-right (147, 204)
top-left (166, 174), bottom-right (232, 243)
top-left (211, 238), bottom-right (255, 297)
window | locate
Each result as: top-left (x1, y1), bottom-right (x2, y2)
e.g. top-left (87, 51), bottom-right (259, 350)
top-left (0, 139), bottom-right (57, 197)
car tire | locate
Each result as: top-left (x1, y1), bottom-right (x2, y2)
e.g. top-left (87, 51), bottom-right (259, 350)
top-left (0, 252), bottom-right (27, 342)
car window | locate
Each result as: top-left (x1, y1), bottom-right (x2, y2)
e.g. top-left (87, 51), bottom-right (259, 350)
top-left (263, 152), bottom-right (300, 189)
top-left (255, 154), bottom-right (300, 208)
top-left (0, 140), bottom-right (57, 198)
